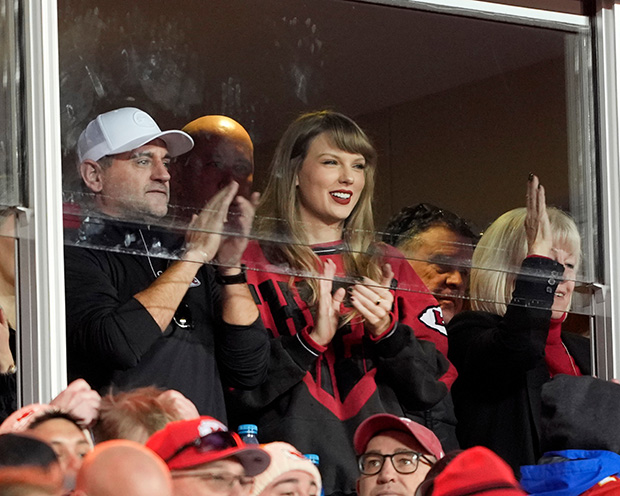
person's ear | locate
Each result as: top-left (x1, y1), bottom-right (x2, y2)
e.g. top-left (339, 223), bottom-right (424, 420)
top-left (356, 478), bottom-right (361, 494)
top-left (80, 159), bottom-right (105, 193)
top-left (73, 490), bottom-right (87, 496)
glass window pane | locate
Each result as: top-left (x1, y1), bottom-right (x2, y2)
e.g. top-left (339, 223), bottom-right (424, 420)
top-left (0, 0), bottom-right (22, 208)
top-left (57, 0), bottom-right (596, 484)
top-left (58, 0), bottom-right (595, 322)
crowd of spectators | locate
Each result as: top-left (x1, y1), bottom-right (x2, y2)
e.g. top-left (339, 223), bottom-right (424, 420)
top-left (0, 107), bottom-right (611, 496)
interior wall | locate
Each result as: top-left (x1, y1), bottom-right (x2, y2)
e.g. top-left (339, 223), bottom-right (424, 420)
top-left (254, 57), bottom-right (568, 234)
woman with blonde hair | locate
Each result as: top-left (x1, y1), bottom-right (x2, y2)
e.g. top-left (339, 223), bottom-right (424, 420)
top-left (447, 175), bottom-right (590, 476)
top-left (231, 110), bottom-right (455, 496)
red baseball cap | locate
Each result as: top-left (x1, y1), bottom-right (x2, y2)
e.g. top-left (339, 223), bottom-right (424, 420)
top-left (415, 446), bottom-right (526, 496)
top-left (146, 417), bottom-right (270, 476)
top-left (354, 414), bottom-right (444, 459)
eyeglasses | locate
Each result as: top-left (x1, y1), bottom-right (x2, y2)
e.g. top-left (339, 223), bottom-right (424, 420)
top-left (164, 430), bottom-right (242, 464)
top-left (171, 470), bottom-right (254, 493)
top-left (358, 451), bottom-right (435, 475)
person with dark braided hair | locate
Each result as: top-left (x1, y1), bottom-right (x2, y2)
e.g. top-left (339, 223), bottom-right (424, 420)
top-left (383, 204), bottom-right (478, 324)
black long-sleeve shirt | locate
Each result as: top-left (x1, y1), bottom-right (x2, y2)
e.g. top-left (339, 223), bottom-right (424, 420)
top-left (65, 218), bottom-right (269, 422)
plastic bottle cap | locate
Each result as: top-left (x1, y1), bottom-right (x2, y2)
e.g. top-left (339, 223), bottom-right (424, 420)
top-left (238, 424), bottom-right (258, 435)
top-left (304, 454), bottom-right (320, 466)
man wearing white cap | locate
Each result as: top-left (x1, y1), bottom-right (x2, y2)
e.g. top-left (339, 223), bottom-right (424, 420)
top-left (64, 107), bottom-right (268, 419)
top-left (354, 414), bottom-right (444, 496)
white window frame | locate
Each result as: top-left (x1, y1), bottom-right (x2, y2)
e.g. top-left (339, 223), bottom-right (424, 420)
top-left (18, 0), bottom-right (65, 405)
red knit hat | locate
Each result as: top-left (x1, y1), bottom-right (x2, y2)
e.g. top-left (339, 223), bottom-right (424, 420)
top-left (146, 417), bottom-right (270, 476)
top-left (415, 446), bottom-right (526, 496)
top-left (354, 414), bottom-right (444, 459)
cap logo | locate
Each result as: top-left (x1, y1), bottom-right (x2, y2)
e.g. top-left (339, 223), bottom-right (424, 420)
top-left (133, 110), bottom-right (157, 128)
top-left (197, 419), bottom-right (226, 437)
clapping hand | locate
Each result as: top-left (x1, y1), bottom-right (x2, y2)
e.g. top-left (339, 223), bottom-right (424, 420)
top-left (348, 264), bottom-right (395, 337)
top-left (216, 191), bottom-right (260, 268)
top-left (309, 259), bottom-right (346, 347)
top-left (183, 181), bottom-right (240, 264)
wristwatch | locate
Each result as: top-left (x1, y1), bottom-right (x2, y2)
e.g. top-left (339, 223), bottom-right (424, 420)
top-left (215, 265), bottom-right (247, 285)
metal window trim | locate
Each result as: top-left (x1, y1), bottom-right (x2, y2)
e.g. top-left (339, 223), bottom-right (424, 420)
top-left (592, 2), bottom-right (620, 380)
top-left (17, 0), bottom-right (66, 405)
top-left (353, 0), bottom-right (589, 31)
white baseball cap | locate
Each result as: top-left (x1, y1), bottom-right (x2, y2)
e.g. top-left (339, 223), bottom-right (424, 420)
top-left (77, 107), bottom-right (194, 163)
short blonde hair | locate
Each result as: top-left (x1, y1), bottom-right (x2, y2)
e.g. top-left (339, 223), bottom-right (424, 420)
top-left (469, 207), bottom-right (581, 315)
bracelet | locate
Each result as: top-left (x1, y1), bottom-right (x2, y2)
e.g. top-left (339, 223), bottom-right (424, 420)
top-left (215, 265), bottom-right (247, 285)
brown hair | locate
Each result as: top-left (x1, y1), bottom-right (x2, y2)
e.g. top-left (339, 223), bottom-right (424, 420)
top-left (256, 110), bottom-right (382, 306)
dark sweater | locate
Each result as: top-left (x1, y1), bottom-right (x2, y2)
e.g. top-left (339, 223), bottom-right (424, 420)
top-left (65, 217), bottom-right (269, 422)
top-left (448, 256), bottom-right (590, 477)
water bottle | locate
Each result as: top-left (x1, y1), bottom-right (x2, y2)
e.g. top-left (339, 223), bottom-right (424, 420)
top-left (238, 424), bottom-right (259, 444)
top-left (304, 454), bottom-right (324, 496)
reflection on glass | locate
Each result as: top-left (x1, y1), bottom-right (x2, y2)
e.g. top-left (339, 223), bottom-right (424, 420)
top-left (59, 0), bottom-right (593, 323)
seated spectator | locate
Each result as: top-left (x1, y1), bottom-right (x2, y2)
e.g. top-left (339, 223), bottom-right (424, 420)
top-left (0, 379), bottom-right (101, 434)
top-left (415, 446), bottom-right (526, 496)
top-left (0, 433), bottom-right (60, 474)
top-left (93, 386), bottom-right (199, 444)
top-left (146, 416), bottom-right (270, 496)
top-left (171, 115), bottom-right (255, 220)
top-left (353, 413), bottom-right (444, 496)
top-left (382, 203), bottom-right (478, 324)
top-left (27, 412), bottom-right (92, 493)
top-left (521, 450), bottom-right (620, 496)
top-left (0, 466), bottom-right (63, 496)
top-left (250, 442), bottom-right (321, 496)
top-left (75, 439), bottom-right (173, 496)
top-left (520, 375), bottom-right (620, 496)
top-left (447, 175), bottom-right (590, 475)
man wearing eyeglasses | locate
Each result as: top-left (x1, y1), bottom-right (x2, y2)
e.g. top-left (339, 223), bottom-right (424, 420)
top-left (146, 416), bottom-right (270, 496)
top-left (354, 414), bottom-right (444, 496)
top-left (65, 108), bottom-right (269, 418)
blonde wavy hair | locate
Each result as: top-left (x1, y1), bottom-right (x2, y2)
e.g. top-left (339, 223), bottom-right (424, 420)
top-left (469, 207), bottom-right (581, 316)
top-left (256, 110), bottom-right (382, 306)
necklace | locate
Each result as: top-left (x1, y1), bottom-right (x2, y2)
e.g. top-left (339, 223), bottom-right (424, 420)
top-left (138, 229), bottom-right (193, 329)
top-left (561, 340), bottom-right (579, 376)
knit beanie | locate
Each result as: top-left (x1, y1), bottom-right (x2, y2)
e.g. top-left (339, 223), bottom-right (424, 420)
top-left (250, 442), bottom-right (322, 496)
top-left (416, 446), bottom-right (526, 496)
